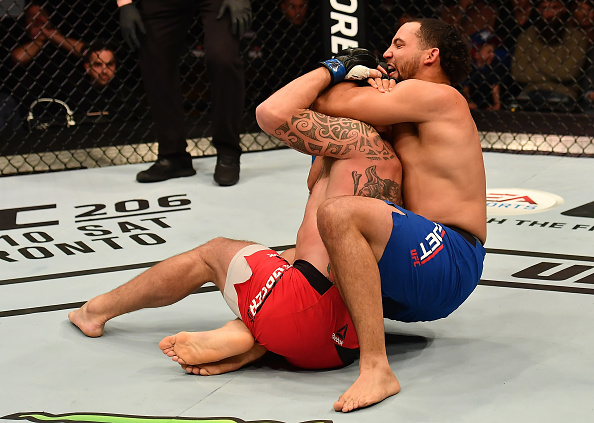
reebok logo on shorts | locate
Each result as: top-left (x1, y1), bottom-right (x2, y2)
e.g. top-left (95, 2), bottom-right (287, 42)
top-left (410, 223), bottom-right (445, 267)
top-left (247, 263), bottom-right (290, 320)
top-left (332, 324), bottom-right (349, 346)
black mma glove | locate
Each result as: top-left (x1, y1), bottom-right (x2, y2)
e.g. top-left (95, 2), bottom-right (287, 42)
top-left (119, 3), bottom-right (146, 50)
top-left (319, 48), bottom-right (379, 84)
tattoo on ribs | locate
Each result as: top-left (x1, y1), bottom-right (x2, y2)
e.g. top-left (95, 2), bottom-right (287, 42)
top-left (274, 111), bottom-right (395, 160)
top-left (352, 165), bottom-right (402, 204)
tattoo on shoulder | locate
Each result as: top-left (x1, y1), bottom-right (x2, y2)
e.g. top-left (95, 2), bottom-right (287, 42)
top-left (352, 165), bottom-right (403, 205)
top-left (275, 111), bottom-right (396, 160)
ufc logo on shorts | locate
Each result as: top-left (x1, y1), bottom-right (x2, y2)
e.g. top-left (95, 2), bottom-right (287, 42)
top-left (410, 223), bottom-right (445, 266)
top-left (248, 264), bottom-right (290, 318)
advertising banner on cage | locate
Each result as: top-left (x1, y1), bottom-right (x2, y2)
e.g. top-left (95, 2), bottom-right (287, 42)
top-left (322, 0), bottom-right (367, 56)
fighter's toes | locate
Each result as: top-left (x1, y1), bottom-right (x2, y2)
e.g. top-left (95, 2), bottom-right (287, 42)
top-left (158, 335), bottom-right (176, 352)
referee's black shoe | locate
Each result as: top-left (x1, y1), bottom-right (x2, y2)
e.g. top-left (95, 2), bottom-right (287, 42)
top-left (214, 155), bottom-right (240, 186)
top-left (136, 157), bottom-right (196, 183)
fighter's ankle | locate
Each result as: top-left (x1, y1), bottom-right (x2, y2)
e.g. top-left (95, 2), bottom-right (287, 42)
top-left (358, 356), bottom-right (391, 372)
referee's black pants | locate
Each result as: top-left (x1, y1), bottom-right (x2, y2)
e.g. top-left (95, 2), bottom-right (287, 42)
top-left (139, 0), bottom-right (244, 160)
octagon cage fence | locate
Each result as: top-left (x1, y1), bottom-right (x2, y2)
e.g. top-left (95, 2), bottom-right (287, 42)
top-left (0, 0), bottom-right (593, 176)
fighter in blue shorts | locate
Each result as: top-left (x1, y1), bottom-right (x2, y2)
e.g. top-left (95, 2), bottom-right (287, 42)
top-left (378, 202), bottom-right (486, 323)
top-left (312, 18), bottom-right (488, 411)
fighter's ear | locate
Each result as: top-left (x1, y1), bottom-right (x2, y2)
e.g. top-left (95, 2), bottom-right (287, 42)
top-left (424, 48), bottom-right (439, 64)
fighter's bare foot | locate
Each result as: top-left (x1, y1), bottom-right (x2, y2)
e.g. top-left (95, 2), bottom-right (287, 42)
top-left (191, 343), bottom-right (266, 375)
top-left (181, 343), bottom-right (267, 376)
top-left (68, 300), bottom-right (107, 337)
top-left (334, 364), bottom-right (401, 413)
top-left (183, 356), bottom-right (247, 376)
top-left (159, 321), bottom-right (255, 366)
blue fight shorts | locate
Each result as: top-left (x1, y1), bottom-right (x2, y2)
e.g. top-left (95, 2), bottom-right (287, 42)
top-left (378, 202), bottom-right (486, 322)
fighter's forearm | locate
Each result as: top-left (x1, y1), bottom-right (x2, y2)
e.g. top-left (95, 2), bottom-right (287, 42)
top-left (311, 82), bottom-right (363, 120)
top-left (255, 67), bottom-right (331, 135)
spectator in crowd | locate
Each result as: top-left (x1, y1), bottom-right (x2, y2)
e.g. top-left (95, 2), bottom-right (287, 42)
top-left (463, 0), bottom-right (498, 39)
top-left (511, 0), bottom-right (590, 112)
top-left (9, 3), bottom-right (85, 107)
top-left (23, 40), bottom-right (146, 131)
top-left (574, 0), bottom-right (594, 113)
top-left (61, 41), bottom-right (145, 120)
top-left (117, 0), bottom-right (251, 186)
top-left (280, 0), bottom-right (308, 25)
top-left (495, 0), bottom-right (537, 52)
top-left (463, 1), bottom-right (511, 66)
top-left (571, 0), bottom-right (594, 43)
top-left (439, 0), bottom-right (472, 34)
top-left (463, 32), bottom-right (505, 110)
top-left (10, 3), bottom-right (85, 66)
top-left (83, 44), bottom-right (117, 89)
top-left (249, 0), bottom-right (320, 103)
top-left (580, 48), bottom-right (594, 114)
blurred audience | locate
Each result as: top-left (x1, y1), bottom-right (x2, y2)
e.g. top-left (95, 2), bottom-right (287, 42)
top-left (573, 0), bottom-right (594, 113)
top-left (281, 0), bottom-right (308, 25)
top-left (495, 0), bottom-right (536, 52)
top-left (464, 1), bottom-right (511, 63)
top-left (463, 32), bottom-right (506, 110)
top-left (510, 0), bottom-right (590, 112)
top-left (66, 42), bottom-right (142, 119)
top-left (84, 45), bottom-right (117, 89)
top-left (571, 0), bottom-right (594, 42)
top-left (0, 92), bottom-right (22, 135)
top-left (4, 0), bottom-right (594, 140)
top-left (396, 7), bottom-right (419, 31)
top-left (251, 0), bottom-right (320, 102)
top-left (9, 3), bottom-right (86, 109)
top-left (25, 41), bottom-right (145, 129)
top-left (580, 48), bottom-right (594, 114)
top-left (439, 0), bottom-right (471, 34)
top-left (463, 0), bottom-right (499, 38)
top-left (11, 3), bottom-right (84, 66)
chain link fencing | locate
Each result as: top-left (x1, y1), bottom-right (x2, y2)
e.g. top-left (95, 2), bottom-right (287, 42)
top-left (1, 0), bottom-right (593, 176)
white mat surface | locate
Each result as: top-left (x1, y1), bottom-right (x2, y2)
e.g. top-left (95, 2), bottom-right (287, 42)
top-left (1, 150), bottom-right (593, 423)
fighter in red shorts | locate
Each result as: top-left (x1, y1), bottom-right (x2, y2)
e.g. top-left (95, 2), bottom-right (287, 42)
top-left (69, 49), bottom-right (402, 372)
top-left (224, 245), bottom-right (358, 369)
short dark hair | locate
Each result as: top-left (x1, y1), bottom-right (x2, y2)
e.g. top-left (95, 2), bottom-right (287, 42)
top-left (411, 18), bottom-right (471, 85)
top-left (83, 41), bottom-right (117, 65)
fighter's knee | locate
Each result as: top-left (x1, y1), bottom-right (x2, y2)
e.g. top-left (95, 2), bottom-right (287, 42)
top-left (191, 237), bottom-right (226, 258)
top-left (317, 197), bottom-right (351, 235)
top-left (208, 236), bottom-right (230, 246)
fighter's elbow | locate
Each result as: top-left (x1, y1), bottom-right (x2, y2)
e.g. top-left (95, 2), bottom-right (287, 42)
top-left (311, 82), bottom-right (356, 114)
top-left (255, 100), bottom-right (285, 135)
top-left (310, 96), bottom-right (326, 113)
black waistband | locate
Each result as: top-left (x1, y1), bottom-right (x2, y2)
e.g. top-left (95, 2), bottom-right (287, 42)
top-left (446, 225), bottom-right (483, 247)
top-left (293, 259), bottom-right (333, 295)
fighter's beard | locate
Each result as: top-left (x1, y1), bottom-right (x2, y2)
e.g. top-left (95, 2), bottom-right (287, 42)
top-left (395, 53), bottom-right (422, 81)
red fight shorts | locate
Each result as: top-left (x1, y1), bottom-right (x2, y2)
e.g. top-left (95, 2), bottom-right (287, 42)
top-left (224, 244), bottom-right (359, 369)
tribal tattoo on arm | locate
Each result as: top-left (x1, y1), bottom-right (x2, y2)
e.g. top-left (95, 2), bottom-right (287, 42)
top-left (275, 111), bottom-right (396, 160)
